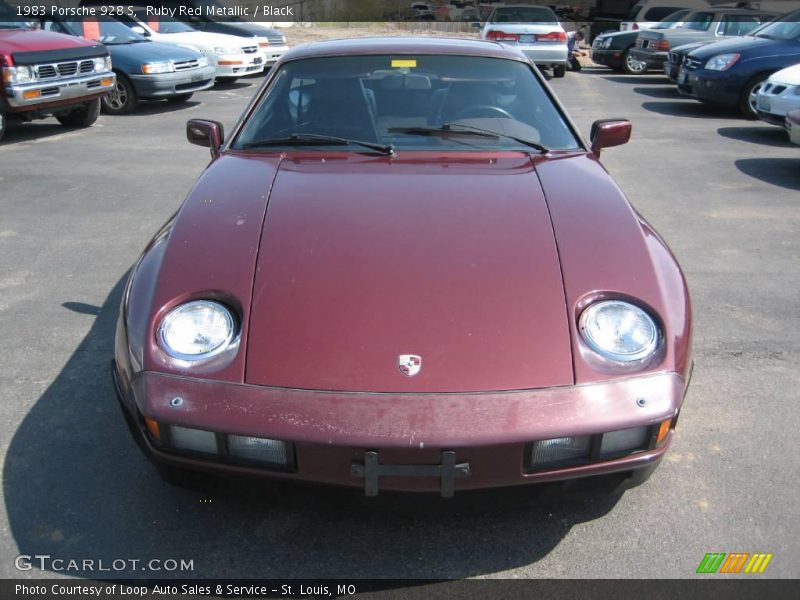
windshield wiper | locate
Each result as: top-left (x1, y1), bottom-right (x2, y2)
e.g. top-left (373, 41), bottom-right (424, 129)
top-left (389, 124), bottom-right (549, 154)
top-left (239, 133), bottom-right (395, 156)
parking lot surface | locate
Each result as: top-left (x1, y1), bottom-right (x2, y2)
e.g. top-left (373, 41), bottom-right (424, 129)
top-left (0, 65), bottom-right (798, 579)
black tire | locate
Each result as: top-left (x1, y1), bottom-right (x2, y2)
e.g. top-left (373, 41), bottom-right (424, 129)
top-left (553, 64), bottom-right (566, 78)
top-left (166, 92), bottom-right (194, 103)
top-left (56, 98), bottom-right (101, 128)
top-left (0, 111), bottom-right (6, 143)
top-left (739, 73), bottom-right (769, 119)
top-left (621, 49), bottom-right (647, 75)
top-left (102, 74), bottom-right (138, 115)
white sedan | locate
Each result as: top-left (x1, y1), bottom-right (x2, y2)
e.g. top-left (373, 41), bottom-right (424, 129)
top-left (481, 4), bottom-right (568, 77)
top-left (118, 15), bottom-right (264, 82)
top-left (756, 64), bottom-right (800, 136)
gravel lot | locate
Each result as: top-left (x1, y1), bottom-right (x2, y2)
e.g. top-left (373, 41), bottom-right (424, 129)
top-left (0, 42), bottom-right (798, 579)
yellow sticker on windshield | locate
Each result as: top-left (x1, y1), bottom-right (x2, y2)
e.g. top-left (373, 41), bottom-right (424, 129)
top-left (391, 59), bottom-right (417, 68)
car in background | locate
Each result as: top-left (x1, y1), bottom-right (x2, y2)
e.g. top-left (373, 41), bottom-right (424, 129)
top-left (114, 37), bottom-right (691, 497)
top-left (630, 7), bottom-right (777, 72)
top-left (787, 110), bottom-right (800, 144)
top-left (620, 0), bottom-right (709, 32)
top-left (0, 1), bottom-right (114, 142)
top-left (677, 10), bottom-right (800, 118)
top-left (81, 0), bottom-right (289, 68)
top-left (589, 0), bottom-right (638, 41)
top-left (755, 63), bottom-right (800, 127)
top-left (592, 8), bottom-right (691, 74)
top-left (481, 4), bottom-right (568, 77)
top-left (110, 9), bottom-right (263, 83)
top-left (42, 15), bottom-right (215, 114)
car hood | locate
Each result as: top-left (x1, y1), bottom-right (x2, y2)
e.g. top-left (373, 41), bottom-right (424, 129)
top-left (687, 35), bottom-right (787, 59)
top-left (244, 154), bottom-right (573, 393)
top-left (155, 31), bottom-right (257, 51)
top-left (0, 28), bottom-right (101, 53)
top-left (768, 63), bottom-right (800, 85)
top-left (597, 30), bottom-right (637, 42)
top-left (106, 40), bottom-right (199, 62)
top-left (671, 40), bottom-right (708, 54)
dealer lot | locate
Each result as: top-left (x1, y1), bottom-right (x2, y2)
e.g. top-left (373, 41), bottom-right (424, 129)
top-left (0, 66), bottom-right (798, 578)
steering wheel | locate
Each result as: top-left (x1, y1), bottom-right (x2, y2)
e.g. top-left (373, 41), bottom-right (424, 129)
top-left (452, 105), bottom-right (513, 121)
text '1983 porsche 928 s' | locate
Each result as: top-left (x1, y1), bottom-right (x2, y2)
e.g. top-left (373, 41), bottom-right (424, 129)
top-left (113, 37), bottom-right (692, 498)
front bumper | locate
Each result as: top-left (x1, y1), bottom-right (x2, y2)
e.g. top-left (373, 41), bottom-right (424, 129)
top-left (677, 68), bottom-right (742, 107)
top-left (114, 365), bottom-right (685, 495)
top-left (664, 60), bottom-right (681, 82)
top-left (787, 111), bottom-right (800, 145)
top-left (4, 70), bottom-right (115, 110)
top-left (214, 53), bottom-right (265, 78)
top-left (128, 66), bottom-right (216, 98)
top-left (590, 48), bottom-right (623, 70)
top-left (629, 48), bottom-right (668, 71)
top-left (755, 89), bottom-right (800, 125)
top-left (259, 44), bottom-right (288, 66)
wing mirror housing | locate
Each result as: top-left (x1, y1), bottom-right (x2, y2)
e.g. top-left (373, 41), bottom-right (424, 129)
top-left (187, 119), bottom-right (224, 159)
top-left (590, 119), bottom-right (632, 156)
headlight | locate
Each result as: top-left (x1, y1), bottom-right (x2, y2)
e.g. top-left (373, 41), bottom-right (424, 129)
top-left (94, 56), bottom-right (112, 72)
top-left (214, 47), bottom-right (237, 56)
top-left (158, 300), bottom-right (235, 360)
top-left (141, 61), bottom-right (174, 74)
top-left (197, 56), bottom-right (209, 68)
top-left (705, 53), bottom-right (740, 71)
top-left (2, 65), bottom-right (35, 84)
top-left (579, 300), bottom-right (660, 362)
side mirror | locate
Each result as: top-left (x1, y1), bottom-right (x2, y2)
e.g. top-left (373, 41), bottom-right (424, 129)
top-left (130, 25), bottom-right (147, 36)
top-left (187, 119), bottom-right (224, 158)
top-left (590, 119), bottom-right (631, 156)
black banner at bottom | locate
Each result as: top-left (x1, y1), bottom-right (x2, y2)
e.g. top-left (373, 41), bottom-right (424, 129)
top-left (4, 579), bottom-right (798, 600)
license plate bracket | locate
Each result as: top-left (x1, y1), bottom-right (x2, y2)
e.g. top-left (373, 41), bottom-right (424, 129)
top-left (518, 34), bottom-right (535, 44)
top-left (350, 451), bottom-right (471, 497)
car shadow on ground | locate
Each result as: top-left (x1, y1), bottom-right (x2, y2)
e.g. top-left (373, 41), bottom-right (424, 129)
top-left (3, 276), bottom-right (626, 579)
top-left (735, 158), bottom-right (800, 192)
top-left (641, 100), bottom-right (740, 119)
top-left (213, 81), bottom-right (254, 91)
top-left (1, 121), bottom-right (91, 144)
top-left (718, 126), bottom-right (795, 148)
top-left (601, 74), bottom-right (674, 85)
top-left (632, 86), bottom-right (681, 99)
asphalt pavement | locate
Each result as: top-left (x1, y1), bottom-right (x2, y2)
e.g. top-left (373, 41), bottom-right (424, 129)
top-left (0, 66), bottom-right (798, 579)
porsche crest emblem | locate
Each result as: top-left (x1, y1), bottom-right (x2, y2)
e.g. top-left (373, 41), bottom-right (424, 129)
top-left (398, 354), bottom-right (422, 377)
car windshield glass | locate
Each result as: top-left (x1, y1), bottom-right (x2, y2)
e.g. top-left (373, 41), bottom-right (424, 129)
top-left (134, 14), bottom-right (195, 34)
top-left (63, 17), bottom-right (147, 43)
top-left (0, 0), bottom-right (31, 28)
top-left (489, 7), bottom-right (558, 24)
top-left (653, 9), bottom-right (690, 29)
top-left (680, 12), bottom-right (714, 31)
top-left (234, 55), bottom-right (580, 152)
top-left (753, 10), bottom-right (800, 40)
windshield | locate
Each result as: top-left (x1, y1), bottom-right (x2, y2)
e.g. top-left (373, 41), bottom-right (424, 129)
top-left (753, 10), bottom-right (800, 41)
top-left (653, 9), bottom-right (690, 29)
top-left (62, 17), bottom-right (148, 44)
top-left (0, 0), bottom-right (32, 29)
top-left (489, 7), bottom-right (558, 24)
top-left (680, 12), bottom-right (714, 32)
top-left (134, 13), bottom-right (196, 34)
top-left (234, 55), bottom-right (580, 152)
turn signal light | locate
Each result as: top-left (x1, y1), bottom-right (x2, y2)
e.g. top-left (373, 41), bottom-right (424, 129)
top-left (656, 419), bottom-right (672, 445)
top-left (217, 60), bottom-right (243, 66)
top-left (101, 77), bottom-right (114, 86)
top-left (23, 90), bottom-right (41, 100)
top-left (144, 417), bottom-right (161, 441)
top-left (654, 40), bottom-right (670, 51)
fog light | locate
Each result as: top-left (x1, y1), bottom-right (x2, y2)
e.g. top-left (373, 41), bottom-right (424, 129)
top-left (528, 436), bottom-right (591, 469)
top-left (600, 426), bottom-right (649, 457)
top-left (228, 435), bottom-right (288, 466)
top-left (170, 426), bottom-right (218, 454)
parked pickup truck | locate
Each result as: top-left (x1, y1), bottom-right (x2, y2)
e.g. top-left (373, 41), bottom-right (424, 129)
top-left (629, 7), bottom-right (776, 72)
top-left (0, 2), bottom-right (114, 142)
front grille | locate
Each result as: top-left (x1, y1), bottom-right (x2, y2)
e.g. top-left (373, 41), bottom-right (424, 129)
top-left (266, 35), bottom-right (284, 45)
top-left (684, 56), bottom-right (703, 71)
top-left (173, 59), bottom-right (199, 71)
top-left (34, 59), bottom-right (96, 80)
top-left (242, 46), bottom-right (258, 54)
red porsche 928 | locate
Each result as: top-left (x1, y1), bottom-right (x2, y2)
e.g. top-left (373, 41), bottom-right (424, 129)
top-left (113, 38), bottom-right (692, 497)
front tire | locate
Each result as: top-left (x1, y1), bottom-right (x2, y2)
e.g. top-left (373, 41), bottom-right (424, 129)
top-left (553, 64), bottom-right (566, 78)
top-left (102, 74), bottom-right (138, 115)
top-left (739, 73), bottom-right (769, 119)
top-left (621, 49), bottom-right (647, 75)
top-left (0, 111), bottom-right (6, 143)
top-left (56, 98), bottom-right (101, 128)
top-left (166, 92), bottom-right (194, 103)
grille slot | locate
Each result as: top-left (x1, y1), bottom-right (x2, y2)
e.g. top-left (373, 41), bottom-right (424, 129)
top-left (37, 64), bottom-right (57, 78)
top-left (57, 62), bottom-right (78, 76)
top-left (79, 59), bottom-right (94, 73)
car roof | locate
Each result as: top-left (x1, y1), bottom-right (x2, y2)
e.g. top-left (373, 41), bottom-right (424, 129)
top-left (283, 37), bottom-right (530, 63)
top-left (691, 7), bottom-right (778, 14)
